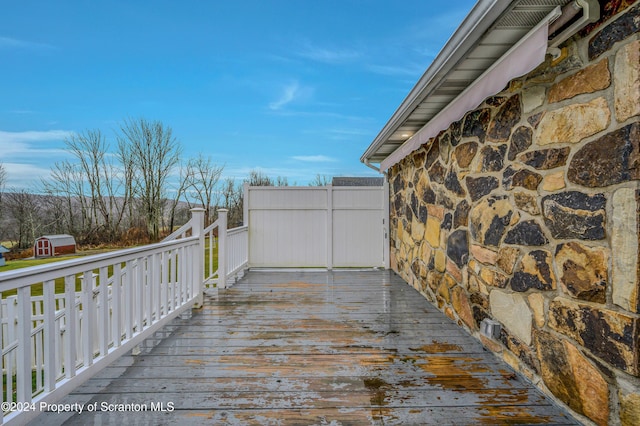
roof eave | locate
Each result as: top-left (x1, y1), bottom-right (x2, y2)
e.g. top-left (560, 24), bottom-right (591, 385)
top-left (361, 0), bottom-right (514, 166)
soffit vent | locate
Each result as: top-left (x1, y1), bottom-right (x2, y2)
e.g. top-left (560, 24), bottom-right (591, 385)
top-left (495, 0), bottom-right (568, 28)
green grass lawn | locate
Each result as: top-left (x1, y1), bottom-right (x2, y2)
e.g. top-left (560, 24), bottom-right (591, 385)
top-left (1, 243), bottom-right (218, 297)
top-left (0, 255), bottom-right (80, 272)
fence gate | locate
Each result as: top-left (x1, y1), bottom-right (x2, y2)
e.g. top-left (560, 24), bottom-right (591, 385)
top-left (245, 184), bottom-right (389, 268)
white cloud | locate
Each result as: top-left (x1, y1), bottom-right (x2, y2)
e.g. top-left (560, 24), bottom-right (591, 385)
top-left (296, 42), bottom-right (362, 64)
top-left (268, 109), bottom-right (371, 122)
top-left (269, 82), bottom-right (300, 110)
top-left (291, 155), bottom-right (338, 163)
top-left (0, 36), bottom-right (54, 50)
top-left (0, 129), bottom-right (72, 144)
top-left (366, 63), bottom-right (426, 77)
top-left (0, 130), bottom-right (72, 159)
top-left (6, 109), bottom-right (35, 115)
top-left (328, 128), bottom-right (371, 137)
top-left (268, 81), bottom-right (314, 111)
top-left (2, 162), bottom-right (51, 189)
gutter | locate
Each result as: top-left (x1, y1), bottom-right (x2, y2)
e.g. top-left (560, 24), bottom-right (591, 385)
top-left (363, 159), bottom-right (380, 173)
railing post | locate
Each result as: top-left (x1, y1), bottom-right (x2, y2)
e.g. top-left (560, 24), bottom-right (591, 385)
top-left (190, 207), bottom-right (205, 309)
top-left (243, 183), bottom-right (249, 226)
top-left (217, 208), bottom-right (228, 289)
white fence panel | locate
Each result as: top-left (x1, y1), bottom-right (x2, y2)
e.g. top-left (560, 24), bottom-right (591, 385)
top-left (250, 209), bottom-right (327, 267)
top-left (246, 185), bottom-right (388, 268)
top-left (332, 209), bottom-right (384, 267)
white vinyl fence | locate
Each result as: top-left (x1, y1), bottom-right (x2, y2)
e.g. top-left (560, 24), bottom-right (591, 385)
top-left (245, 184), bottom-right (389, 268)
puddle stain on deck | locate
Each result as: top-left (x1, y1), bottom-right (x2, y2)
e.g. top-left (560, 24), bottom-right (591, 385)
top-left (33, 271), bottom-right (578, 425)
top-left (409, 341), bottom-right (463, 353)
top-left (354, 347), bottom-right (539, 423)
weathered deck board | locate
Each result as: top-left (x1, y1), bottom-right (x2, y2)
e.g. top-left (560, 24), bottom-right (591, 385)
top-left (32, 270), bottom-right (578, 425)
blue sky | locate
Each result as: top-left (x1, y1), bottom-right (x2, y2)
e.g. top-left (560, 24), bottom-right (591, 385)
top-left (0, 0), bottom-right (475, 189)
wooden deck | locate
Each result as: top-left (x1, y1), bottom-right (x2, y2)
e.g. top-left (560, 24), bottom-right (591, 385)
top-left (33, 270), bottom-right (578, 425)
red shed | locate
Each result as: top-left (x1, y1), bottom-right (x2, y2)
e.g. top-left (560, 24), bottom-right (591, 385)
top-left (34, 235), bottom-right (77, 258)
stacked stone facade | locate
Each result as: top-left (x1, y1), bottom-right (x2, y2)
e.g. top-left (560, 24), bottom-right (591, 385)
top-left (387, 2), bottom-right (639, 424)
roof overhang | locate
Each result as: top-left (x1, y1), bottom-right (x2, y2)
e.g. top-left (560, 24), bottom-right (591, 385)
top-left (362, 0), bottom-right (598, 172)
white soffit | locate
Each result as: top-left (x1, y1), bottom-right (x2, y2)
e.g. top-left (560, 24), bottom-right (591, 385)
top-left (362, 0), bottom-right (571, 171)
top-left (380, 8), bottom-right (560, 171)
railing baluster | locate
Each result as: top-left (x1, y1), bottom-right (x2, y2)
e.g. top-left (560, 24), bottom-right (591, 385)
top-left (217, 210), bottom-right (228, 289)
top-left (173, 249), bottom-right (178, 308)
top-left (1, 298), bottom-right (5, 419)
top-left (166, 252), bottom-right (172, 312)
top-left (99, 267), bottom-right (109, 356)
top-left (112, 264), bottom-right (122, 348)
top-left (16, 286), bottom-right (32, 402)
top-left (81, 271), bottom-right (94, 368)
top-left (146, 256), bottom-right (153, 325)
top-left (153, 253), bottom-right (161, 321)
top-left (54, 296), bottom-right (63, 380)
top-left (43, 280), bottom-right (56, 392)
top-left (161, 252), bottom-right (168, 315)
top-left (187, 246), bottom-right (194, 299)
top-left (64, 275), bottom-right (76, 379)
top-left (136, 258), bottom-right (144, 333)
top-left (34, 298), bottom-right (43, 393)
top-left (179, 248), bottom-right (185, 302)
top-left (168, 251), bottom-right (173, 313)
top-left (208, 231), bottom-right (214, 281)
top-left (6, 297), bottom-right (16, 403)
top-left (125, 260), bottom-right (133, 339)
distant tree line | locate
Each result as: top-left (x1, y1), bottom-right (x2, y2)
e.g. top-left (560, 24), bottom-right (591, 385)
top-left (0, 119), bottom-right (329, 251)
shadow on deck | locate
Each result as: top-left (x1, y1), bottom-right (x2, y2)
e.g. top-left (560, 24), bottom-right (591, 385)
top-left (33, 270), bottom-right (578, 425)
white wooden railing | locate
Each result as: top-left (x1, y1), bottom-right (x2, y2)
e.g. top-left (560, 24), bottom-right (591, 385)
top-left (0, 207), bottom-right (248, 425)
top-left (164, 209), bottom-right (248, 289)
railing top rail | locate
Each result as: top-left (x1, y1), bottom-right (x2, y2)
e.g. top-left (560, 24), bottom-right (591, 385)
top-left (0, 236), bottom-right (198, 291)
top-left (162, 221), bottom-right (193, 242)
top-left (203, 217), bottom-right (221, 234)
top-left (227, 225), bottom-right (248, 236)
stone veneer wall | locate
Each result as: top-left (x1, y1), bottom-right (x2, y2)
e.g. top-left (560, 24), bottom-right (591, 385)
top-left (387, 2), bottom-right (640, 425)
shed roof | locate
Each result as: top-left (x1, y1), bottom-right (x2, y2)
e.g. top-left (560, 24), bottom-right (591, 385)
top-left (37, 234), bottom-right (77, 246)
top-left (0, 245), bottom-right (9, 254)
top-left (361, 0), bottom-right (597, 171)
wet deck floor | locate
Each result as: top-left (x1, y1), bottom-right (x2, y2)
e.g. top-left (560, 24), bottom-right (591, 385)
top-left (34, 270), bottom-right (578, 425)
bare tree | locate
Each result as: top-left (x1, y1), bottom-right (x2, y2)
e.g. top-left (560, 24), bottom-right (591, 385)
top-left (245, 169), bottom-right (290, 187)
top-left (309, 174), bottom-right (330, 186)
top-left (4, 189), bottom-right (41, 249)
top-left (216, 169), bottom-right (290, 229)
top-left (118, 118), bottom-right (181, 241)
top-left (166, 162), bottom-right (190, 233)
top-left (117, 140), bottom-right (137, 231)
top-left (0, 163), bottom-right (6, 219)
top-left (43, 160), bottom-right (89, 237)
top-left (0, 162), bottom-right (6, 193)
top-left (275, 176), bottom-right (289, 186)
top-left (246, 169), bottom-right (274, 186)
top-left (219, 177), bottom-right (244, 228)
top-left (184, 154), bottom-right (224, 226)
top-left (62, 130), bottom-right (127, 242)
